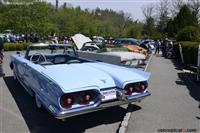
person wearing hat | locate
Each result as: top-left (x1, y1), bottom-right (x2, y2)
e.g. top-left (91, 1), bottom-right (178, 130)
top-left (0, 37), bottom-right (5, 77)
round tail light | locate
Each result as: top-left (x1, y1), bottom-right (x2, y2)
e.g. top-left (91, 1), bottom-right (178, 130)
top-left (139, 84), bottom-right (146, 92)
top-left (125, 86), bottom-right (134, 96)
top-left (82, 93), bottom-right (92, 104)
top-left (60, 95), bottom-right (74, 109)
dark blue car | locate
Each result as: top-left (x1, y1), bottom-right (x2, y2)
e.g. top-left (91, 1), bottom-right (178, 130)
top-left (113, 38), bottom-right (140, 46)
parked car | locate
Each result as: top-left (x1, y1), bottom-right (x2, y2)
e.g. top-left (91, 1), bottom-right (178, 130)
top-left (72, 34), bottom-right (99, 51)
top-left (0, 33), bottom-right (6, 40)
top-left (100, 51), bottom-right (146, 66)
top-left (123, 45), bottom-right (148, 59)
top-left (10, 43), bottom-right (151, 120)
top-left (80, 41), bottom-right (99, 51)
top-left (113, 38), bottom-right (140, 46)
top-left (92, 36), bottom-right (105, 48)
top-left (139, 40), bottom-right (155, 53)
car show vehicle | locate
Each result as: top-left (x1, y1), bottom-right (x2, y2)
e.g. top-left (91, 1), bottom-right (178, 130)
top-left (72, 34), bottom-right (99, 51)
top-left (98, 47), bottom-right (147, 66)
top-left (10, 43), bottom-right (151, 119)
top-left (123, 45), bottom-right (148, 59)
top-left (113, 38), bottom-right (140, 46)
top-left (139, 40), bottom-right (155, 53)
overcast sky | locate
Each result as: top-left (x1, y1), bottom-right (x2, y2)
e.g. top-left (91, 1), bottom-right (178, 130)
top-left (47, 0), bottom-right (160, 21)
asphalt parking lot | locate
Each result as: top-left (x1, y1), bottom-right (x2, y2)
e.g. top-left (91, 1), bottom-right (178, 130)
top-left (126, 55), bottom-right (200, 133)
top-left (2, 51), bottom-right (198, 133)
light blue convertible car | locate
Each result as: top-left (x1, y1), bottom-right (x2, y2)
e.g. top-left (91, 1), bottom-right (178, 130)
top-left (10, 43), bottom-right (151, 119)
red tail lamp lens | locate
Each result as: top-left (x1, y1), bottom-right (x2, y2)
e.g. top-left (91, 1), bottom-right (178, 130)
top-left (126, 86), bottom-right (134, 95)
top-left (82, 93), bottom-right (92, 104)
top-left (61, 96), bottom-right (74, 108)
top-left (139, 84), bottom-right (145, 92)
top-left (139, 82), bottom-right (148, 93)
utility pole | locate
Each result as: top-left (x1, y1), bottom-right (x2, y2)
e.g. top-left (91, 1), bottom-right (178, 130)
top-left (56, 0), bottom-right (58, 10)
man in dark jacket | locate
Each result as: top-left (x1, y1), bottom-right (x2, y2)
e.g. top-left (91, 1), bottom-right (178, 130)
top-left (0, 37), bottom-right (5, 77)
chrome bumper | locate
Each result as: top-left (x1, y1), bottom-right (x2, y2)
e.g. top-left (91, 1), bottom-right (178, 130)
top-left (49, 91), bottom-right (151, 119)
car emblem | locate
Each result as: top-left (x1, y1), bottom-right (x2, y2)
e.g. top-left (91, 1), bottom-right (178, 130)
top-left (100, 79), bottom-right (106, 83)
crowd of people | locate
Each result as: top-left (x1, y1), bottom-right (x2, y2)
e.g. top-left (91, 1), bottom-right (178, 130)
top-left (0, 32), bottom-right (72, 44)
top-left (154, 38), bottom-right (175, 58)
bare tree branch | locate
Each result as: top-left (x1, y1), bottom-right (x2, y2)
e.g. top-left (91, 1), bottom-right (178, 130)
top-left (142, 4), bottom-right (155, 19)
top-left (171, 0), bottom-right (186, 17)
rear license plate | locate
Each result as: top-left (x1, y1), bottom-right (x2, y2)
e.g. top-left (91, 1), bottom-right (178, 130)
top-left (101, 89), bottom-right (117, 101)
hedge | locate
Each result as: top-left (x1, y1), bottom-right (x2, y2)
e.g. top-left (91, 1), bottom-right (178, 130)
top-left (177, 41), bottom-right (199, 66)
top-left (176, 26), bottom-right (200, 42)
top-left (4, 43), bottom-right (28, 51)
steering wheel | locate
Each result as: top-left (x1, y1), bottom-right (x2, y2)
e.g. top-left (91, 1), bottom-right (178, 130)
top-left (30, 53), bottom-right (47, 63)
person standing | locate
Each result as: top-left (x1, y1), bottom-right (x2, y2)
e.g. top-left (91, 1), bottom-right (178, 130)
top-left (155, 40), bottom-right (161, 55)
top-left (63, 37), bottom-right (69, 44)
top-left (162, 37), bottom-right (168, 56)
top-left (0, 37), bottom-right (5, 77)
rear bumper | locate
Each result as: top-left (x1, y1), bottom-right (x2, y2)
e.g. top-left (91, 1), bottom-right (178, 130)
top-left (48, 91), bottom-right (151, 119)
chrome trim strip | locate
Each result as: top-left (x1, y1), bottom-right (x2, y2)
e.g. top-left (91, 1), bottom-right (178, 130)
top-left (50, 91), bottom-right (151, 119)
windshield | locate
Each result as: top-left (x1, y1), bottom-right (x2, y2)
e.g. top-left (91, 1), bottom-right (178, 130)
top-left (25, 44), bottom-right (77, 59)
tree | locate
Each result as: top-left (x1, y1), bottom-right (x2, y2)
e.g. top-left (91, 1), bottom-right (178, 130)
top-left (123, 23), bottom-right (143, 38)
top-left (175, 5), bottom-right (198, 30)
top-left (0, 1), bottom-right (138, 37)
top-left (143, 17), bottom-right (156, 38)
top-left (188, 0), bottom-right (200, 23)
top-left (176, 26), bottom-right (200, 41)
top-left (166, 4), bottom-right (198, 37)
top-left (142, 4), bottom-right (156, 38)
top-left (170, 0), bottom-right (185, 17)
top-left (142, 4), bottom-right (154, 19)
top-left (156, 0), bottom-right (170, 32)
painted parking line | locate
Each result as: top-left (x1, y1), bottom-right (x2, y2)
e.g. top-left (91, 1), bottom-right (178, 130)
top-left (118, 53), bottom-right (153, 133)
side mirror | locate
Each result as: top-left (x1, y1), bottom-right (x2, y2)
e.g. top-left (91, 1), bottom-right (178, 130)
top-left (16, 51), bottom-right (20, 55)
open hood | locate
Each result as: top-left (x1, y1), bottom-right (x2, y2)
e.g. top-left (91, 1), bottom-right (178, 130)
top-left (72, 34), bottom-right (93, 50)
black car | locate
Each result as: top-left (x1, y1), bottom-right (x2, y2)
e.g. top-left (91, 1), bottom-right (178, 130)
top-left (113, 38), bottom-right (140, 46)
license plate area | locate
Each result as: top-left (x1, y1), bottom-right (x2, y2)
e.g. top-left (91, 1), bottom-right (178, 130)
top-left (101, 89), bottom-right (117, 101)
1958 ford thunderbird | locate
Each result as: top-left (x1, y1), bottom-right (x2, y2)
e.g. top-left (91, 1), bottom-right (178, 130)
top-left (10, 43), bottom-right (151, 119)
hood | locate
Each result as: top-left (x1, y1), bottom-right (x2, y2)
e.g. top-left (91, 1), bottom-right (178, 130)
top-left (72, 34), bottom-right (92, 50)
top-left (42, 62), bottom-right (150, 93)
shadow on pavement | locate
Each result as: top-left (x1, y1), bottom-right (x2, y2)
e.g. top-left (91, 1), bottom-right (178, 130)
top-left (171, 59), bottom-right (200, 102)
top-left (3, 76), bottom-right (141, 133)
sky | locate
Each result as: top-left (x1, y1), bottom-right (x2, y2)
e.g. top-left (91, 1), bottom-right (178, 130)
top-left (47, 0), bottom-right (160, 21)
